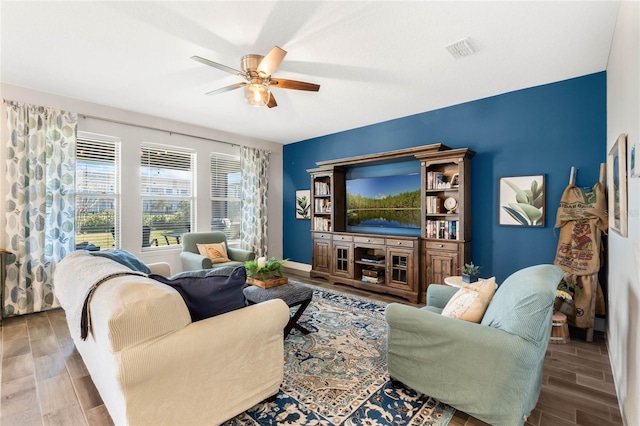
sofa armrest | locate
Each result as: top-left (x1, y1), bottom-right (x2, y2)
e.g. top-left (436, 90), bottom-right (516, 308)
top-left (227, 247), bottom-right (255, 262)
top-left (147, 262), bottom-right (171, 277)
top-left (180, 251), bottom-right (212, 271)
top-left (426, 284), bottom-right (459, 309)
top-left (119, 299), bottom-right (289, 425)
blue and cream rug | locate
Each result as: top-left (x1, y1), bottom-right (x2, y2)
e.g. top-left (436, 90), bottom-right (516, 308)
top-left (224, 283), bottom-right (454, 425)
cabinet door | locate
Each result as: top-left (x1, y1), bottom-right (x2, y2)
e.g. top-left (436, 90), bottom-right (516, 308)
top-left (387, 248), bottom-right (414, 291)
top-left (332, 243), bottom-right (353, 278)
top-left (312, 238), bottom-right (331, 273)
top-left (425, 249), bottom-right (459, 285)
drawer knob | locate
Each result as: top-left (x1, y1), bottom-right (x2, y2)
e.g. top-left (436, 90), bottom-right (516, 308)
top-left (439, 244), bottom-right (444, 248)
top-left (397, 241), bottom-right (401, 245)
top-left (367, 239), bottom-right (371, 242)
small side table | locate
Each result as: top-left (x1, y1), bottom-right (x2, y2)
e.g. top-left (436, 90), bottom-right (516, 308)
top-left (443, 276), bottom-right (464, 288)
top-left (550, 312), bottom-right (570, 344)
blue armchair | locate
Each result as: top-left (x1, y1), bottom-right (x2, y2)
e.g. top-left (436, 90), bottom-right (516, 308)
top-left (385, 264), bottom-right (563, 426)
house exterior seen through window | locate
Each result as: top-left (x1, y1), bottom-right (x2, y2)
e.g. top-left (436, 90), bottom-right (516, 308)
top-left (140, 144), bottom-right (195, 248)
top-left (210, 153), bottom-right (241, 247)
top-left (75, 132), bottom-right (121, 251)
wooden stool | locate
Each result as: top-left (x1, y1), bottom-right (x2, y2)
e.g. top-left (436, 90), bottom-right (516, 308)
top-left (550, 312), bottom-right (570, 344)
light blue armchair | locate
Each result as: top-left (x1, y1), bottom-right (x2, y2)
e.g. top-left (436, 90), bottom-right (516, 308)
top-left (385, 264), bottom-right (563, 426)
top-left (180, 231), bottom-right (255, 272)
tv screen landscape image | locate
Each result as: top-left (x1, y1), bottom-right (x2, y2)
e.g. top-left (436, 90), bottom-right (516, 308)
top-left (346, 174), bottom-right (421, 229)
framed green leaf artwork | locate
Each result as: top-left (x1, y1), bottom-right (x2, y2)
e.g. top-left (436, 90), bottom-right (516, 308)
top-left (295, 190), bottom-right (311, 219)
top-left (499, 175), bottom-right (545, 227)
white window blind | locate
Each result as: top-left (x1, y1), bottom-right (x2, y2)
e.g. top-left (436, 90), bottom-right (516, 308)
top-left (141, 144), bottom-right (194, 248)
top-left (75, 132), bottom-right (120, 250)
top-left (210, 153), bottom-right (241, 246)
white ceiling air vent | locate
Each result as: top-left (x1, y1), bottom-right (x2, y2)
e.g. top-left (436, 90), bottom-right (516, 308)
top-left (445, 38), bottom-right (476, 59)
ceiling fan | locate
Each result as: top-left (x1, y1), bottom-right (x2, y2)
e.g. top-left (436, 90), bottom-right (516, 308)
top-left (191, 46), bottom-right (320, 108)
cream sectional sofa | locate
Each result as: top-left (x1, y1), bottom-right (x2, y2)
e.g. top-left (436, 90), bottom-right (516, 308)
top-left (54, 251), bottom-right (289, 425)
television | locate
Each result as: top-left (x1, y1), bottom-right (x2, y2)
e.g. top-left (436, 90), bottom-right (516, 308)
top-left (346, 173), bottom-right (421, 230)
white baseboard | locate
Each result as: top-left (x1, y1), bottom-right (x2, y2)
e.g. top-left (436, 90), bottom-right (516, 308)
top-left (284, 261), bottom-right (311, 276)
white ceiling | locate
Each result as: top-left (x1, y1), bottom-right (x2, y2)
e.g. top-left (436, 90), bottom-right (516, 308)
top-left (0, 1), bottom-right (620, 144)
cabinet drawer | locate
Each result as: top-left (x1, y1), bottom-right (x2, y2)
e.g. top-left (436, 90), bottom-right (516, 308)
top-left (387, 239), bottom-right (415, 248)
top-left (313, 232), bottom-right (331, 240)
top-left (354, 236), bottom-right (385, 245)
top-left (425, 241), bottom-right (458, 251)
top-left (333, 234), bottom-right (353, 242)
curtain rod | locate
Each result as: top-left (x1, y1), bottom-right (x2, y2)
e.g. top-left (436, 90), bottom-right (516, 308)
top-left (80, 114), bottom-right (241, 148)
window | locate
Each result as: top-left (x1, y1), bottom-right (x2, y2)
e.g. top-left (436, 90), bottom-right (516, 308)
top-left (210, 153), bottom-right (241, 246)
top-left (141, 144), bottom-right (195, 248)
top-left (75, 132), bottom-right (120, 250)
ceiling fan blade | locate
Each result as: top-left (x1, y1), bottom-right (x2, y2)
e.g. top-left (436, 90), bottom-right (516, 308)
top-left (205, 82), bottom-right (246, 96)
top-left (270, 78), bottom-right (320, 92)
top-left (257, 46), bottom-right (287, 77)
top-left (191, 55), bottom-right (244, 76)
top-left (267, 92), bottom-right (278, 108)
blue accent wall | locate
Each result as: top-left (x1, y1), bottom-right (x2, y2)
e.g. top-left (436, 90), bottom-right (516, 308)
top-left (283, 72), bottom-right (606, 283)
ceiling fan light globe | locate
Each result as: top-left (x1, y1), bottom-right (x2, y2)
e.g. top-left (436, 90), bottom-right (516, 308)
top-left (244, 82), bottom-right (270, 107)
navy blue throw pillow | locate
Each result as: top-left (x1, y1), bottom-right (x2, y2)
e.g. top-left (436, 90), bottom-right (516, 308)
top-left (149, 265), bottom-right (247, 322)
top-left (90, 249), bottom-right (151, 274)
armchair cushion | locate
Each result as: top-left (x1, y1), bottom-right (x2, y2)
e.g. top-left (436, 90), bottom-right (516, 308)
top-left (196, 242), bottom-right (230, 264)
top-left (481, 265), bottom-right (560, 343)
top-left (441, 277), bottom-right (497, 323)
top-left (150, 265), bottom-right (247, 322)
top-left (441, 287), bottom-right (490, 323)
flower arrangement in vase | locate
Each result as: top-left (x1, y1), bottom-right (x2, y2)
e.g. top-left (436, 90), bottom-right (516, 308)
top-left (245, 257), bottom-right (288, 288)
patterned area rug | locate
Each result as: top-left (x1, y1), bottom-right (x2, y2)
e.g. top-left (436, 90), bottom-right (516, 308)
top-left (224, 283), bottom-right (454, 425)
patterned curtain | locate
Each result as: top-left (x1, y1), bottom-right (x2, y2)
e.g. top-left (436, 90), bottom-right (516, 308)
top-left (240, 146), bottom-right (269, 257)
top-left (4, 101), bottom-right (77, 316)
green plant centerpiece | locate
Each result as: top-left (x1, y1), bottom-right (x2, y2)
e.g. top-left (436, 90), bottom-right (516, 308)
top-left (461, 262), bottom-right (481, 283)
top-left (245, 257), bottom-right (287, 281)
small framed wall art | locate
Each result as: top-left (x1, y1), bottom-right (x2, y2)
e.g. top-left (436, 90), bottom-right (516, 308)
top-left (498, 175), bottom-right (545, 227)
top-left (295, 190), bottom-right (311, 219)
top-left (607, 134), bottom-right (628, 237)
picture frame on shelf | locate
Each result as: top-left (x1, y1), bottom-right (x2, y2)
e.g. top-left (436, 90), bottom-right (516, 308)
top-left (295, 190), bottom-right (311, 219)
top-left (451, 172), bottom-right (460, 187)
top-left (498, 175), bottom-right (545, 227)
top-left (608, 134), bottom-right (628, 237)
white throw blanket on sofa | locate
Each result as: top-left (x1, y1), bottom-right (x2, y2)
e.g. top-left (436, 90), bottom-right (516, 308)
top-left (55, 250), bottom-right (146, 339)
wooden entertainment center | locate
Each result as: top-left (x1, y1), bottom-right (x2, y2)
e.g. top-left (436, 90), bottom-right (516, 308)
top-left (308, 144), bottom-right (475, 303)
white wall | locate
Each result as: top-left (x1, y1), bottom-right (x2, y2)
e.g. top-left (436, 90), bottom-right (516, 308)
top-left (606, 1), bottom-right (640, 424)
top-left (0, 84), bottom-right (284, 274)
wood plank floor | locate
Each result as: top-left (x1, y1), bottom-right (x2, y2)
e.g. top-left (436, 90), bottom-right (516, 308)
top-left (0, 274), bottom-right (624, 426)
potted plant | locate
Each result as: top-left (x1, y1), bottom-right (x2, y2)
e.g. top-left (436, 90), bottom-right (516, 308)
top-left (461, 262), bottom-right (481, 283)
top-left (245, 257), bottom-right (288, 288)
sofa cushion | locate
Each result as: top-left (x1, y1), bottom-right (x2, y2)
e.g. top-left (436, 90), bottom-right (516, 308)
top-left (196, 242), bottom-right (230, 264)
top-left (90, 249), bottom-right (151, 274)
top-left (150, 265), bottom-right (247, 321)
